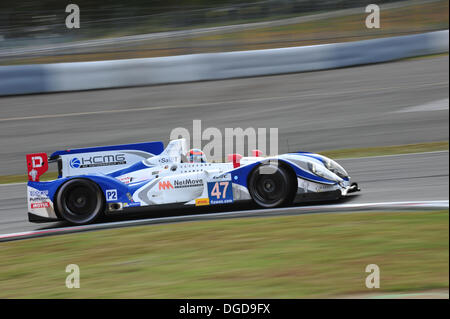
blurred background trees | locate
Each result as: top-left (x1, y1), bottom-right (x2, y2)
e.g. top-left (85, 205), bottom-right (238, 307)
top-left (1, 0), bottom-right (447, 65)
top-left (0, 0), bottom-right (402, 40)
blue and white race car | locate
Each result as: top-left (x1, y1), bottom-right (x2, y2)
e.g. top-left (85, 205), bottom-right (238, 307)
top-left (26, 138), bottom-right (360, 225)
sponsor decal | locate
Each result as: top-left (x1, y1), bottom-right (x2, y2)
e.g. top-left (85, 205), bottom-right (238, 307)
top-left (31, 156), bottom-right (44, 168)
top-left (314, 184), bottom-right (335, 192)
top-left (299, 179), bottom-right (335, 193)
top-left (159, 181), bottom-right (174, 190)
top-left (123, 202), bottom-right (141, 208)
top-left (29, 169), bottom-right (38, 182)
top-left (29, 189), bottom-right (50, 205)
top-left (195, 198), bottom-right (210, 206)
top-left (158, 178), bottom-right (202, 190)
top-left (29, 190), bottom-right (49, 197)
top-left (70, 154), bottom-right (126, 169)
top-left (212, 173), bottom-right (232, 181)
top-left (159, 157), bottom-right (178, 164)
top-left (106, 189), bottom-right (118, 201)
top-left (119, 176), bottom-right (132, 184)
top-left (173, 178), bottom-right (203, 188)
top-left (207, 181), bottom-right (233, 205)
top-left (26, 153), bottom-right (48, 182)
top-left (70, 157), bottom-right (81, 168)
top-left (31, 202), bottom-right (50, 209)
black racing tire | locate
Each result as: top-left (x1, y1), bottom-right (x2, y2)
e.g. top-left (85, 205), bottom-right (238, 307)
top-left (55, 178), bottom-right (105, 225)
top-left (248, 162), bottom-right (295, 208)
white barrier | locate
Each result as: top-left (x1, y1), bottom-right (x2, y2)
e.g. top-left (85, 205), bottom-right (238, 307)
top-left (0, 30), bottom-right (448, 96)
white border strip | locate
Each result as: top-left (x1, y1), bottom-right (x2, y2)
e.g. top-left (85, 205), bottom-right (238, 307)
top-left (0, 200), bottom-right (448, 242)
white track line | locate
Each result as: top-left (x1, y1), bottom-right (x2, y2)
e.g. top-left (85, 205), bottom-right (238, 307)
top-left (393, 98), bottom-right (449, 113)
top-left (0, 182), bottom-right (26, 187)
top-left (0, 82), bottom-right (447, 123)
top-left (0, 200), bottom-right (448, 242)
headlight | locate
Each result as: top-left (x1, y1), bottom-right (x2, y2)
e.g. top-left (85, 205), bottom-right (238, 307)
top-left (324, 158), bottom-right (348, 179)
top-left (309, 163), bottom-right (321, 176)
top-left (308, 162), bottom-right (342, 182)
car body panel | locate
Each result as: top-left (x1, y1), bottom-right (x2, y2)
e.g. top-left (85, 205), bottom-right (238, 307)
top-left (26, 139), bottom-right (359, 223)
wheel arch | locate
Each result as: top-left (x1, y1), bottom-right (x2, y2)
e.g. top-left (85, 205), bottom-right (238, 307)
top-left (246, 159), bottom-right (298, 206)
top-left (53, 177), bottom-right (106, 222)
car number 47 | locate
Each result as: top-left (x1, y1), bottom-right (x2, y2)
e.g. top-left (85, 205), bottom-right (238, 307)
top-left (210, 181), bottom-right (229, 199)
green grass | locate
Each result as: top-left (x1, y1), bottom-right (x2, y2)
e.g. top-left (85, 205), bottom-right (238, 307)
top-left (2, 141), bottom-right (447, 185)
top-left (193, 0), bottom-right (449, 44)
top-left (0, 210), bottom-right (447, 298)
top-left (0, 171), bottom-right (58, 185)
top-left (319, 141), bottom-right (448, 159)
top-left (402, 52), bottom-right (449, 61)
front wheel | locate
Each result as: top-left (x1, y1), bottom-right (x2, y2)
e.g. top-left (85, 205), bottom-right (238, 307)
top-left (248, 162), bottom-right (295, 208)
top-left (55, 178), bottom-right (105, 225)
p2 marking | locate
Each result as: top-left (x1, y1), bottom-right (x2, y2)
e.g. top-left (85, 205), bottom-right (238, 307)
top-left (106, 189), bottom-right (118, 201)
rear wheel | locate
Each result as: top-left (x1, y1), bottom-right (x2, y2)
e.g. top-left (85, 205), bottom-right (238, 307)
top-left (248, 162), bottom-right (295, 208)
top-left (56, 179), bottom-right (105, 225)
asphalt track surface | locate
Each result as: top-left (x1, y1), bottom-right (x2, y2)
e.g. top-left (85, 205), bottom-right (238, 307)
top-left (0, 56), bottom-right (448, 235)
top-left (0, 56), bottom-right (448, 177)
top-left (0, 151), bottom-right (448, 235)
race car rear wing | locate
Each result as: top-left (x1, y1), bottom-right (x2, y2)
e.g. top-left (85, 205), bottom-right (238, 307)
top-left (27, 141), bottom-right (164, 181)
top-left (26, 153), bottom-right (49, 182)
